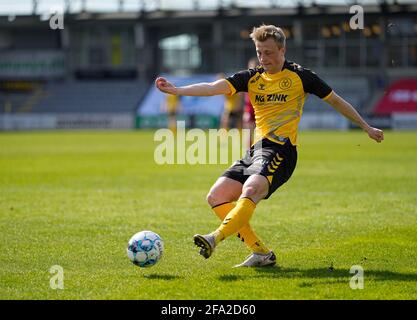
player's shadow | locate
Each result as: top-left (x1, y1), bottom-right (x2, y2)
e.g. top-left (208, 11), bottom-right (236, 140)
top-left (144, 273), bottom-right (183, 280)
top-left (218, 267), bottom-right (417, 283)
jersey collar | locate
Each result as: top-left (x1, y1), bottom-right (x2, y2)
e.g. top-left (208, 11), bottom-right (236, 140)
top-left (264, 60), bottom-right (289, 79)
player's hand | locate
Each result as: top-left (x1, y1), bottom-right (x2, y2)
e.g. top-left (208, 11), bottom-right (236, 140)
top-left (366, 127), bottom-right (384, 143)
top-left (155, 77), bottom-right (178, 95)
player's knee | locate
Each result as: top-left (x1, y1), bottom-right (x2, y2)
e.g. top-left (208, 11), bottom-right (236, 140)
top-left (206, 191), bottom-right (220, 207)
top-left (242, 183), bottom-right (268, 200)
top-left (242, 185), bottom-right (258, 198)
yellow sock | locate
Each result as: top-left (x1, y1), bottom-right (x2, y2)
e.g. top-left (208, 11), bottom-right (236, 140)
top-left (237, 229), bottom-right (270, 254)
top-left (212, 202), bottom-right (270, 254)
top-left (213, 197), bottom-right (256, 244)
top-left (212, 202), bottom-right (235, 220)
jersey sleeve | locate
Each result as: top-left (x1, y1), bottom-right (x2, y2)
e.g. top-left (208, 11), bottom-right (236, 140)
top-left (225, 69), bottom-right (257, 95)
top-left (299, 68), bottom-right (333, 100)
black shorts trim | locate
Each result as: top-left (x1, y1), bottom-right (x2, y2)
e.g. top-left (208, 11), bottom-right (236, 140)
top-left (221, 137), bottom-right (297, 199)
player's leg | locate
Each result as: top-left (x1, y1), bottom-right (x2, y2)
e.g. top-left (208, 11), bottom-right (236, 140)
top-left (195, 138), bottom-right (297, 265)
top-left (168, 112), bottom-right (177, 134)
top-left (206, 176), bottom-right (242, 207)
top-left (213, 174), bottom-right (268, 241)
top-left (194, 174), bottom-right (270, 259)
top-left (218, 175), bottom-right (277, 267)
top-left (206, 176), bottom-right (271, 255)
top-left (233, 140), bottom-right (298, 267)
top-left (195, 139), bottom-right (272, 259)
top-left (220, 111), bottom-right (230, 130)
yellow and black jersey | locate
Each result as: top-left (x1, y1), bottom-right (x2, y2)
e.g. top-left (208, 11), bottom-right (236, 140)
top-left (225, 60), bottom-right (333, 145)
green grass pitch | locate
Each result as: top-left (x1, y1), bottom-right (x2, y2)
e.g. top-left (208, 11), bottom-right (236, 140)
top-left (1, 130), bottom-right (416, 299)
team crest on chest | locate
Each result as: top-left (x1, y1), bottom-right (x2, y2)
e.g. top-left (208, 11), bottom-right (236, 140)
top-left (278, 77), bottom-right (292, 90)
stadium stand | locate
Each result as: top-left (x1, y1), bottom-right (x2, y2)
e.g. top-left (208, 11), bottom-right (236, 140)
top-left (1, 1), bottom-right (416, 129)
top-left (29, 80), bottom-right (150, 113)
top-left (0, 76), bottom-right (372, 116)
top-left (303, 76), bottom-right (370, 114)
top-left (0, 92), bottom-right (35, 113)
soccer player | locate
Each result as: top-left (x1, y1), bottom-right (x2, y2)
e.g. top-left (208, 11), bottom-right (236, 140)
top-left (217, 72), bottom-right (243, 130)
top-left (155, 24), bottom-right (384, 267)
top-left (220, 91), bottom-right (242, 130)
top-left (162, 93), bottom-right (181, 134)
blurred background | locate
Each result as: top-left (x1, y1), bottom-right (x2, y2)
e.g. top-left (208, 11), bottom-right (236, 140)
top-left (0, 0), bottom-right (416, 131)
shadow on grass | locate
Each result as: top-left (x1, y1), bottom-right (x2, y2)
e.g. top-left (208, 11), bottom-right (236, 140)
top-left (144, 274), bottom-right (183, 280)
top-left (218, 266), bottom-right (417, 283)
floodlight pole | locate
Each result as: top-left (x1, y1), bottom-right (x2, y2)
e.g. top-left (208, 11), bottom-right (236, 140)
top-left (32, 0), bottom-right (38, 15)
top-left (81, 0), bottom-right (87, 12)
top-left (118, 0), bottom-right (125, 12)
top-left (65, 0), bottom-right (71, 14)
top-left (139, 0), bottom-right (145, 12)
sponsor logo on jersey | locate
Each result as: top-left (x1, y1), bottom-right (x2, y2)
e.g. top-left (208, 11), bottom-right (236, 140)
top-left (255, 93), bottom-right (288, 103)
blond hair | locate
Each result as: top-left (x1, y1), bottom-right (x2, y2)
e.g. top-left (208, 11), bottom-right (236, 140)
top-left (250, 24), bottom-right (286, 48)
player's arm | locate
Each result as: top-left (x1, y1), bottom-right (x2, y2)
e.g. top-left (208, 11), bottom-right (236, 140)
top-left (155, 77), bottom-right (231, 96)
top-left (325, 92), bottom-right (384, 143)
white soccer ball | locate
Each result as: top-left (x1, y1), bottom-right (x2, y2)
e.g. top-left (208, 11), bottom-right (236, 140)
top-left (127, 231), bottom-right (164, 268)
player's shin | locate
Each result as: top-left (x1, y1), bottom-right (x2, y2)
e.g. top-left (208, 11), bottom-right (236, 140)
top-left (212, 202), bottom-right (270, 254)
top-left (212, 197), bottom-right (256, 244)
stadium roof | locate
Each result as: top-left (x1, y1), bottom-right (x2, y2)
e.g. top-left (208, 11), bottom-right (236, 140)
top-left (0, 0), bottom-right (415, 15)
